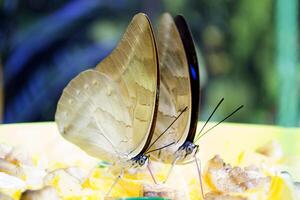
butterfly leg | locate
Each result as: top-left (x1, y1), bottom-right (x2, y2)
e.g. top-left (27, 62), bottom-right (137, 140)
top-left (163, 156), bottom-right (179, 184)
top-left (147, 160), bottom-right (157, 184)
top-left (106, 169), bottom-right (124, 197)
top-left (194, 155), bottom-right (205, 199)
top-left (184, 151), bottom-right (189, 159)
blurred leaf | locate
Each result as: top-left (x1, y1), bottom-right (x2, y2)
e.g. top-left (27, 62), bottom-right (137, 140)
top-left (162, 0), bottom-right (186, 13)
top-left (89, 20), bottom-right (125, 47)
top-left (203, 78), bottom-right (256, 123)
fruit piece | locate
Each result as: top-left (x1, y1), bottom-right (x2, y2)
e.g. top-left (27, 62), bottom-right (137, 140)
top-left (205, 155), bottom-right (271, 193)
top-left (20, 186), bottom-right (59, 200)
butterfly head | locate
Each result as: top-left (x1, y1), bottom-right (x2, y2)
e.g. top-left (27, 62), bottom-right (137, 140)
top-left (132, 154), bottom-right (149, 167)
top-left (186, 142), bottom-right (197, 154)
top-left (176, 141), bottom-right (198, 159)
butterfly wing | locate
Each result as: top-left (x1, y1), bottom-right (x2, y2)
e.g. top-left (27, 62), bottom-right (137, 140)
top-left (95, 13), bottom-right (159, 158)
top-left (148, 13), bottom-right (199, 162)
top-left (174, 15), bottom-right (200, 142)
top-left (55, 70), bottom-right (132, 162)
top-left (56, 13), bottom-right (158, 162)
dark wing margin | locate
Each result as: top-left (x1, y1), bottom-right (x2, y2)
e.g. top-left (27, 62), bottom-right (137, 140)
top-left (139, 14), bottom-right (160, 155)
top-left (174, 15), bottom-right (200, 142)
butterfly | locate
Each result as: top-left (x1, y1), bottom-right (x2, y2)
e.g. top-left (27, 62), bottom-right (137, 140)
top-left (146, 13), bottom-right (200, 165)
top-left (146, 13), bottom-right (244, 198)
top-left (55, 13), bottom-right (165, 195)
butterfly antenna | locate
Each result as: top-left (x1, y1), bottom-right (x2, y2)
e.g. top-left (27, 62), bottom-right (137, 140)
top-left (146, 142), bottom-right (175, 154)
top-left (194, 105), bottom-right (244, 142)
top-left (195, 98), bottom-right (224, 141)
top-left (146, 106), bottom-right (188, 151)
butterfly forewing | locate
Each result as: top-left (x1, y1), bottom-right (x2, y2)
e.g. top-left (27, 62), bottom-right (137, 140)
top-left (148, 13), bottom-right (192, 162)
top-left (55, 13), bottom-right (159, 163)
top-left (95, 13), bottom-right (159, 158)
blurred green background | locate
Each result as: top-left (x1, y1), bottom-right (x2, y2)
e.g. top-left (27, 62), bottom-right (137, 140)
top-left (0, 0), bottom-right (299, 126)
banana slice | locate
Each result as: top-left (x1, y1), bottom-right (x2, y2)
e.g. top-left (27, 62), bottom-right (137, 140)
top-left (5, 147), bottom-right (33, 166)
top-left (43, 169), bottom-right (82, 196)
top-left (0, 159), bottom-right (25, 178)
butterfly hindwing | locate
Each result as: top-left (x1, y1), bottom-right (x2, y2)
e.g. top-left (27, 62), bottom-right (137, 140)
top-left (55, 70), bottom-right (131, 162)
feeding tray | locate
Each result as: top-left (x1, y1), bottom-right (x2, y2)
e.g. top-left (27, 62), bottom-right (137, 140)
top-left (0, 122), bottom-right (299, 199)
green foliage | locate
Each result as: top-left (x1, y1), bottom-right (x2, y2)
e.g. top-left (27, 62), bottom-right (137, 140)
top-left (181, 0), bottom-right (288, 125)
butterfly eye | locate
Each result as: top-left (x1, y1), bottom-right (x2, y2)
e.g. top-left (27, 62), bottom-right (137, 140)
top-left (186, 145), bottom-right (194, 154)
top-left (138, 157), bottom-right (146, 166)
